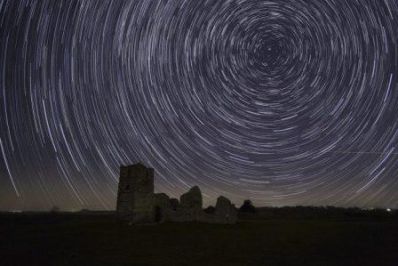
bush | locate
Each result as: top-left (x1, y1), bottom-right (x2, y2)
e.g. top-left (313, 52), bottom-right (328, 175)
top-left (50, 206), bottom-right (60, 213)
top-left (239, 200), bottom-right (256, 213)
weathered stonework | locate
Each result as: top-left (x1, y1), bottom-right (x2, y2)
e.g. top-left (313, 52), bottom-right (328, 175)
top-left (169, 198), bottom-right (179, 211)
top-left (153, 193), bottom-right (172, 222)
top-left (116, 163), bottom-right (154, 223)
top-left (215, 196), bottom-right (238, 224)
top-left (116, 163), bottom-right (237, 224)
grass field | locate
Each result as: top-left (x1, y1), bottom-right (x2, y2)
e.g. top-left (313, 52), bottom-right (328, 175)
top-left (1, 212), bottom-right (398, 265)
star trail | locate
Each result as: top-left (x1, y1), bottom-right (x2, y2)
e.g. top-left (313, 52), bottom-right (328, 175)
top-left (1, 0), bottom-right (398, 211)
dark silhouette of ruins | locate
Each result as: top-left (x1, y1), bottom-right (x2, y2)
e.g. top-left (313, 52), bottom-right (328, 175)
top-left (116, 163), bottom-right (237, 224)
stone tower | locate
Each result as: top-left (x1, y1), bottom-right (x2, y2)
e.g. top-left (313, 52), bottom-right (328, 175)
top-left (116, 163), bottom-right (154, 223)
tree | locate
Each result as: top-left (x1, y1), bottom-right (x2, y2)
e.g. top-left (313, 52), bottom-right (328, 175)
top-left (50, 206), bottom-right (60, 213)
top-left (239, 200), bottom-right (256, 213)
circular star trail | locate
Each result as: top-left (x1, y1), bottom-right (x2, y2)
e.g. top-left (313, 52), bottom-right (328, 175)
top-left (1, 0), bottom-right (398, 210)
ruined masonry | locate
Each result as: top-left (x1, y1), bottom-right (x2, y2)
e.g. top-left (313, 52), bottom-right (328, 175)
top-left (116, 163), bottom-right (237, 224)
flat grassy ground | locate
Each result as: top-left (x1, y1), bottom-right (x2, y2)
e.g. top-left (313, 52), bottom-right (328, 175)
top-left (1, 213), bottom-right (397, 266)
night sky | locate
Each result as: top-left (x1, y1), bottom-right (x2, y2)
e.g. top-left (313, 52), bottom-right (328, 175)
top-left (1, 0), bottom-right (398, 211)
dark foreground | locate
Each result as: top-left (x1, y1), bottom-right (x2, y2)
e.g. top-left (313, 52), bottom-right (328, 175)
top-left (1, 212), bottom-right (398, 266)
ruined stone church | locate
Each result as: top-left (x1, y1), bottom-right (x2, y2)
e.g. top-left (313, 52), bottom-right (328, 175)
top-left (116, 163), bottom-right (237, 224)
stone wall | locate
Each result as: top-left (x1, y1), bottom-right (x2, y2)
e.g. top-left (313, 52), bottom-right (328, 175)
top-left (116, 163), bottom-right (237, 224)
top-left (116, 163), bottom-right (154, 223)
